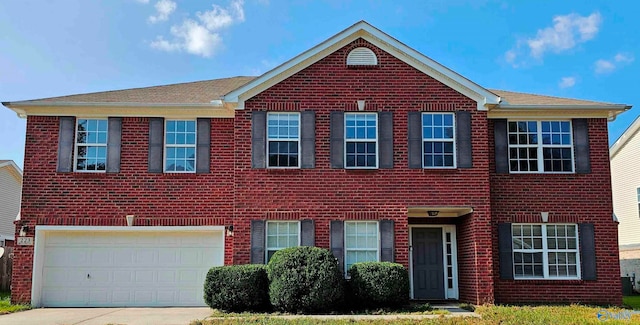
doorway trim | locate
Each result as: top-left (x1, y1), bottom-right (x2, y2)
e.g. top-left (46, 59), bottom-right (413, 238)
top-left (409, 224), bottom-right (459, 300)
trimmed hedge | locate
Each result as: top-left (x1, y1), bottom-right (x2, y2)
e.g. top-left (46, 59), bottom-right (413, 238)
top-left (347, 262), bottom-right (409, 309)
top-left (203, 264), bottom-right (270, 312)
top-left (266, 246), bottom-right (344, 313)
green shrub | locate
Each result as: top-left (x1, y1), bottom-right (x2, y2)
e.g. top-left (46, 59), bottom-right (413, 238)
top-left (203, 264), bottom-right (269, 312)
top-left (347, 262), bottom-right (409, 309)
top-left (266, 246), bottom-right (344, 313)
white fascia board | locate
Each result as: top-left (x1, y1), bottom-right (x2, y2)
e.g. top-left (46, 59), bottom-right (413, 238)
top-left (610, 114), bottom-right (640, 159)
top-left (224, 21), bottom-right (499, 111)
top-left (489, 104), bottom-right (630, 121)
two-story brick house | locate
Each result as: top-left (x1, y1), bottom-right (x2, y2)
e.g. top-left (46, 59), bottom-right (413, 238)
top-left (3, 21), bottom-right (629, 307)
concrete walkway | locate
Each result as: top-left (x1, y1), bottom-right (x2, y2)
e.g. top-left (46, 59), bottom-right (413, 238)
top-left (0, 307), bottom-right (212, 325)
top-left (0, 304), bottom-right (478, 324)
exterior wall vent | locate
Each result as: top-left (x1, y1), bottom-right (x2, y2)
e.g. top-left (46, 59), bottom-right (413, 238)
top-left (347, 47), bottom-right (378, 66)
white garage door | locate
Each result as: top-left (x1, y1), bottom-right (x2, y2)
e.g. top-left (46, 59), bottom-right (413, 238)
top-left (39, 230), bottom-right (223, 307)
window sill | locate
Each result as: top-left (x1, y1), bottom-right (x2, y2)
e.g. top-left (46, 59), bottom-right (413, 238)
top-left (508, 279), bottom-right (583, 284)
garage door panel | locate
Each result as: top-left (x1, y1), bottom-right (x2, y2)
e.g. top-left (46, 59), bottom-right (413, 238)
top-left (40, 230), bottom-right (223, 307)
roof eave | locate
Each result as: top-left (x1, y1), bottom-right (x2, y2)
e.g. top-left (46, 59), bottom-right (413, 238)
top-left (488, 104), bottom-right (631, 120)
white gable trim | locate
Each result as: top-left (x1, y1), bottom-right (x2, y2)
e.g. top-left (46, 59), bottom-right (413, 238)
top-left (224, 21), bottom-right (500, 111)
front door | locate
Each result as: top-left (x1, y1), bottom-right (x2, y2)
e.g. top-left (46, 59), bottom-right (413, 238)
top-left (412, 228), bottom-right (444, 299)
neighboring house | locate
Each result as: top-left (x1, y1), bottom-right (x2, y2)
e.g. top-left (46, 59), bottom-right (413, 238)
top-left (0, 160), bottom-right (21, 246)
top-left (610, 115), bottom-right (640, 286)
top-left (2, 21), bottom-right (631, 307)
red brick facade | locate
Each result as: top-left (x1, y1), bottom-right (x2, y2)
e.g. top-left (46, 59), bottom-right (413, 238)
top-left (11, 38), bottom-right (621, 306)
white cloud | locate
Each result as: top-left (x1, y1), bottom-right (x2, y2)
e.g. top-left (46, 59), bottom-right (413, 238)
top-left (504, 12), bottom-right (601, 67)
top-left (150, 0), bottom-right (244, 57)
top-left (148, 0), bottom-right (177, 24)
top-left (594, 52), bottom-right (634, 74)
top-left (558, 77), bottom-right (576, 89)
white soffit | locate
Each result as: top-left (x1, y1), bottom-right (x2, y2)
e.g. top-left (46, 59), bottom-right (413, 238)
top-left (224, 21), bottom-right (500, 111)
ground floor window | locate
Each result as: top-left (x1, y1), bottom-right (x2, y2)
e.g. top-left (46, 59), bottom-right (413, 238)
top-left (512, 224), bottom-right (580, 279)
top-left (266, 221), bottom-right (299, 262)
top-left (344, 221), bottom-right (379, 271)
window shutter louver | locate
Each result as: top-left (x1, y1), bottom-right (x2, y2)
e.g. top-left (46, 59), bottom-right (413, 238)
top-left (251, 220), bottom-right (266, 264)
top-left (300, 111), bottom-right (316, 169)
top-left (407, 112), bottom-right (422, 168)
top-left (251, 111), bottom-right (266, 169)
top-left (380, 219), bottom-right (394, 262)
top-left (494, 119), bottom-right (509, 174)
top-left (330, 111), bottom-right (345, 168)
top-left (579, 223), bottom-right (597, 280)
top-left (57, 116), bottom-right (75, 173)
top-left (106, 117), bottom-right (122, 173)
top-left (572, 119), bottom-right (591, 174)
top-left (456, 111), bottom-right (472, 168)
top-left (330, 220), bottom-right (345, 273)
top-left (300, 219), bottom-right (315, 246)
top-left (196, 118), bottom-right (211, 173)
top-left (498, 223), bottom-right (514, 280)
top-left (148, 117), bottom-right (164, 173)
top-left (378, 112), bottom-right (393, 169)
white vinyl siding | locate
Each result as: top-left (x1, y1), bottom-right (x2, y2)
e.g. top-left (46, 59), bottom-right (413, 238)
top-left (0, 166), bottom-right (20, 239)
top-left (610, 125), bottom-right (640, 247)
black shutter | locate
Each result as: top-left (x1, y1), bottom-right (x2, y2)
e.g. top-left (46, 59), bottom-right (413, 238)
top-left (494, 119), bottom-right (509, 174)
top-left (300, 219), bottom-right (315, 246)
top-left (251, 220), bottom-right (266, 264)
top-left (251, 111), bottom-right (266, 169)
top-left (498, 223), bottom-right (514, 280)
top-left (300, 111), bottom-right (316, 169)
top-left (196, 118), bottom-right (211, 174)
top-left (407, 111), bottom-right (422, 168)
top-left (330, 220), bottom-right (345, 273)
top-left (380, 219), bottom-right (394, 262)
top-left (106, 117), bottom-right (122, 173)
top-left (330, 112), bottom-right (344, 168)
top-left (579, 223), bottom-right (597, 280)
top-left (456, 111), bottom-right (472, 168)
top-left (57, 116), bottom-right (75, 173)
top-left (148, 117), bottom-right (164, 173)
top-left (378, 112), bottom-right (393, 169)
top-left (572, 119), bottom-right (591, 174)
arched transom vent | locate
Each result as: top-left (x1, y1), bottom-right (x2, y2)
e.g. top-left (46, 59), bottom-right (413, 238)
top-left (346, 47), bottom-right (378, 66)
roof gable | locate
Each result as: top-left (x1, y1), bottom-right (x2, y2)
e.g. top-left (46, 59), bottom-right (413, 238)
top-left (224, 21), bottom-right (500, 111)
top-left (0, 160), bottom-right (22, 183)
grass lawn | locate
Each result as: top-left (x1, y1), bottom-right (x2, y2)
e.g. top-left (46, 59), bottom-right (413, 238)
top-left (0, 291), bottom-right (30, 314)
top-left (624, 295), bottom-right (640, 310)
top-left (195, 304), bottom-right (640, 325)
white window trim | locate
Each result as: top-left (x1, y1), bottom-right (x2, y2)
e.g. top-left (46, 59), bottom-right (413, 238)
top-left (344, 112), bottom-right (379, 169)
top-left (163, 119), bottom-right (197, 173)
top-left (265, 221), bottom-right (301, 262)
top-left (266, 112), bottom-right (301, 169)
top-left (74, 118), bottom-right (108, 173)
top-left (508, 120), bottom-right (575, 174)
top-left (344, 220), bottom-right (380, 276)
top-left (421, 112), bottom-right (457, 169)
top-left (512, 223), bottom-right (581, 280)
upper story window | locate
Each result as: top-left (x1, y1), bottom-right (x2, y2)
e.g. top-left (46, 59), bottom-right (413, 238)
top-left (423, 113), bottom-right (456, 168)
top-left (267, 113), bottom-right (300, 168)
top-left (345, 113), bottom-right (378, 168)
top-left (75, 119), bottom-right (108, 172)
top-left (345, 221), bottom-right (379, 272)
top-left (508, 121), bottom-right (573, 173)
top-left (266, 221), bottom-right (300, 262)
top-left (512, 224), bottom-right (580, 279)
top-left (164, 120), bottom-right (196, 173)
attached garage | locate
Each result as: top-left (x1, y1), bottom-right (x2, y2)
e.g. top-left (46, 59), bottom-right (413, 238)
top-left (31, 226), bottom-right (224, 307)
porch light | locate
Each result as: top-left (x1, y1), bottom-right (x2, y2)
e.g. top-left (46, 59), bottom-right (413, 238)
top-left (427, 211), bottom-right (440, 217)
top-left (226, 225), bottom-right (234, 237)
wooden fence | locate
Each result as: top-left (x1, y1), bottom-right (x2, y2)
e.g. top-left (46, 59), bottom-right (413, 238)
top-left (0, 247), bottom-right (13, 292)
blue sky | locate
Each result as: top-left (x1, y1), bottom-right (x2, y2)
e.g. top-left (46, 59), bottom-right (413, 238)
top-left (1, 0), bottom-right (638, 168)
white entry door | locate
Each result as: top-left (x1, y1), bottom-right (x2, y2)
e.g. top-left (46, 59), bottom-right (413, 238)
top-left (37, 228), bottom-right (223, 307)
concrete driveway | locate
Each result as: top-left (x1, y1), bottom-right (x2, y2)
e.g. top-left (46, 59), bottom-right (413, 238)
top-left (0, 307), bottom-right (212, 325)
